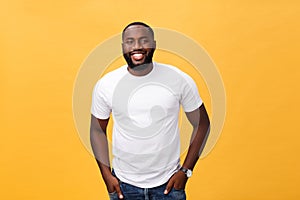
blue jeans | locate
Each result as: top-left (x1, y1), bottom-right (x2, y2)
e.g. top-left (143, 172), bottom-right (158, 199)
top-left (109, 171), bottom-right (186, 200)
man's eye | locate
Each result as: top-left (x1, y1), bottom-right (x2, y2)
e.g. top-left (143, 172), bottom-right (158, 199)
top-left (140, 39), bottom-right (149, 44)
top-left (125, 40), bottom-right (134, 45)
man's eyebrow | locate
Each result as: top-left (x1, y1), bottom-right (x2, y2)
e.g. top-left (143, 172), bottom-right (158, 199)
top-left (124, 36), bottom-right (150, 40)
top-left (139, 36), bottom-right (150, 39)
top-left (124, 37), bottom-right (134, 40)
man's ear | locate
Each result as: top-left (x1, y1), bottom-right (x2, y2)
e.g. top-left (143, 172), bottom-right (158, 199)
top-left (121, 43), bottom-right (125, 52)
top-left (153, 40), bottom-right (157, 49)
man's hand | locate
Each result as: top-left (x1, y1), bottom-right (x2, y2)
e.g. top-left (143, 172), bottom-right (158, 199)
top-left (105, 173), bottom-right (124, 199)
top-left (164, 170), bottom-right (188, 194)
top-left (90, 115), bottom-right (123, 199)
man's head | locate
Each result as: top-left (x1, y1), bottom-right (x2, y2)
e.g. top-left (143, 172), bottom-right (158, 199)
top-left (122, 22), bottom-right (156, 70)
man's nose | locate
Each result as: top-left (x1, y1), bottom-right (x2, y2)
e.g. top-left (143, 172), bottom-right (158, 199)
top-left (133, 40), bottom-right (142, 50)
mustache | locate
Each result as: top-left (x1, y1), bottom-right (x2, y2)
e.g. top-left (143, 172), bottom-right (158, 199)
top-left (123, 48), bottom-right (155, 69)
top-left (126, 49), bottom-right (147, 55)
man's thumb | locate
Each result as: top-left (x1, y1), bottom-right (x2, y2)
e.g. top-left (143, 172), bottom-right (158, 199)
top-left (115, 184), bottom-right (123, 199)
top-left (164, 180), bottom-right (173, 195)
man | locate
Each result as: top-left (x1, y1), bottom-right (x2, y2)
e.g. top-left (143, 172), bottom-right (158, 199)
top-left (90, 22), bottom-right (210, 200)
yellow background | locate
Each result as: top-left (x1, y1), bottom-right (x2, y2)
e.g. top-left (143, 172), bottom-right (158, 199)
top-left (1, 0), bottom-right (299, 199)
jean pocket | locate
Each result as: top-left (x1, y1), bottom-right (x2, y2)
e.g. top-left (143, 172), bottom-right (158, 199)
top-left (169, 188), bottom-right (186, 200)
top-left (108, 190), bottom-right (117, 195)
top-left (108, 191), bottom-right (119, 200)
top-left (173, 186), bottom-right (185, 191)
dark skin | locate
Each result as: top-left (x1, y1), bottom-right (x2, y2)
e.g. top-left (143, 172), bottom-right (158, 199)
top-left (90, 25), bottom-right (210, 199)
top-left (165, 104), bottom-right (210, 194)
top-left (90, 116), bottom-right (122, 197)
top-left (90, 105), bottom-right (210, 199)
top-left (122, 25), bottom-right (156, 76)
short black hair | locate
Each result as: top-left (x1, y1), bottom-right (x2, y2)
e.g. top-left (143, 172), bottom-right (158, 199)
top-left (122, 22), bottom-right (154, 40)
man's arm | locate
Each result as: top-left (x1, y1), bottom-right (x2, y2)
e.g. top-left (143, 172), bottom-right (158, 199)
top-left (165, 104), bottom-right (210, 194)
top-left (90, 115), bottom-right (124, 199)
top-left (182, 104), bottom-right (210, 170)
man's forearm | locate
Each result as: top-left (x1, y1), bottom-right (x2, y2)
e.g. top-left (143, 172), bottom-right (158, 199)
top-left (90, 115), bottom-right (123, 198)
top-left (90, 115), bottom-right (112, 179)
top-left (182, 105), bottom-right (210, 170)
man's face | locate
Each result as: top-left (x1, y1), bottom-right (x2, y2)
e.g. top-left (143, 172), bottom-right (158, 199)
top-left (122, 25), bottom-right (156, 69)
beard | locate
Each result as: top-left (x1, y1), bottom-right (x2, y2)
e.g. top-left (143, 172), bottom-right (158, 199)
top-left (123, 48), bottom-right (155, 71)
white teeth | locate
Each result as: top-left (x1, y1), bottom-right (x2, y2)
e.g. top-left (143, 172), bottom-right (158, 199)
top-left (132, 53), bottom-right (143, 60)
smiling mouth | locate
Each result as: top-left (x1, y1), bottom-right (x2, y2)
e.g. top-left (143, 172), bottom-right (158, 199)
top-left (132, 53), bottom-right (143, 60)
top-left (130, 51), bottom-right (146, 61)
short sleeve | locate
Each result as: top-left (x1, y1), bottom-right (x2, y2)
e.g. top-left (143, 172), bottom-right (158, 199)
top-left (91, 79), bottom-right (111, 119)
top-left (180, 73), bottom-right (203, 112)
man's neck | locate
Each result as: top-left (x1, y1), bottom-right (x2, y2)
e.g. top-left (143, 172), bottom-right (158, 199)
top-left (127, 63), bottom-right (153, 76)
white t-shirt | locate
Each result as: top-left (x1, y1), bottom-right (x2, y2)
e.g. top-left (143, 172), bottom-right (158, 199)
top-left (91, 62), bottom-right (202, 188)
